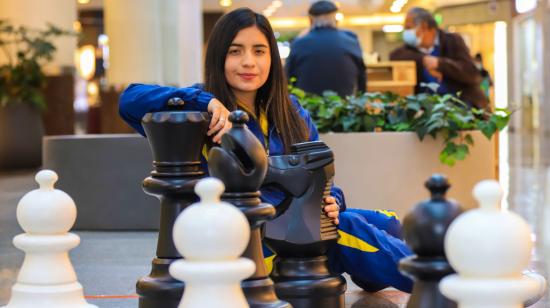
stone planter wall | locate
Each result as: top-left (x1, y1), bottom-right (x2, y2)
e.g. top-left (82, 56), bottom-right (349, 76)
top-left (320, 131), bottom-right (496, 219)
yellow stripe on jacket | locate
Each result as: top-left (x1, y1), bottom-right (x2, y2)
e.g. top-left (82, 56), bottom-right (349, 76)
top-left (337, 230), bottom-right (379, 252)
top-left (375, 209), bottom-right (399, 220)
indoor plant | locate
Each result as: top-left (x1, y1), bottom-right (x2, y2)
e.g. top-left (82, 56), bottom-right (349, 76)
top-left (290, 83), bottom-right (511, 166)
top-left (0, 20), bottom-right (73, 169)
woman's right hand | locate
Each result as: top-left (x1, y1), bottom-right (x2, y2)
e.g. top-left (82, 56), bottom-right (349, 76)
top-left (207, 98), bottom-right (232, 144)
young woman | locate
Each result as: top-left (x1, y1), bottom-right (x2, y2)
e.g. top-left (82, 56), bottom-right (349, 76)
top-left (119, 7), bottom-right (413, 293)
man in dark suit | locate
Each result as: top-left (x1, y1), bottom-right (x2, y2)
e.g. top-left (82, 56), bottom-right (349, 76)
top-left (390, 7), bottom-right (487, 109)
top-left (285, 1), bottom-right (366, 97)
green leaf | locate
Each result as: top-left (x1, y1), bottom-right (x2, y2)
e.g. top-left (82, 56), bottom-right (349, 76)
top-left (477, 121), bottom-right (497, 139)
top-left (455, 144), bottom-right (469, 160)
top-left (464, 134), bottom-right (474, 146)
top-left (341, 116), bottom-right (357, 131)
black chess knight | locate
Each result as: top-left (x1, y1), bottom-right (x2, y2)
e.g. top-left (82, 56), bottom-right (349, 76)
top-left (399, 174), bottom-right (463, 308)
top-left (208, 110), bottom-right (290, 308)
top-left (262, 141), bottom-right (346, 308)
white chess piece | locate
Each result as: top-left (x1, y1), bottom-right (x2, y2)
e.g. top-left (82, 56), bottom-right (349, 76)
top-left (440, 180), bottom-right (541, 308)
top-left (169, 177), bottom-right (255, 308)
top-left (2, 170), bottom-right (96, 308)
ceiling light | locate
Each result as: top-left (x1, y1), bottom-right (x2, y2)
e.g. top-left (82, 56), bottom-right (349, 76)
top-left (219, 0), bottom-right (232, 7)
top-left (73, 21), bottom-right (82, 32)
top-left (78, 0), bottom-right (90, 4)
top-left (515, 0), bottom-right (536, 13)
top-left (390, 6), bottom-right (401, 13)
top-left (335, 13), bottom-right (344, 21)
top-left (382, 25), bottom-right (404, 33)
top-left (272, 0), bottom-right (283, 8)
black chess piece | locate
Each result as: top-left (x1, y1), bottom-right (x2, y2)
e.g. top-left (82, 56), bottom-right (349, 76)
top-left (137, 108), bottom-right (210, 308)
top-left (262, 141), bottom-right (346, 308)
top-left (399, 174), bottom-right (463, 308)
top-left (208, 110), bottom-right (290, 308)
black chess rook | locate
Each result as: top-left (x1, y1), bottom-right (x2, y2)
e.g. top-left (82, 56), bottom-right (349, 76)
top-left (137, 109), bottom-right (210, 308)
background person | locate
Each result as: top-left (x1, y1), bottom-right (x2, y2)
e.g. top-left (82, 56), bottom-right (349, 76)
top-left (284, 1), bottom-right (366, 97)
top-left (390, 7), bottom-right (488, 109)
top-left (474, 53), bottom-right (493, 101)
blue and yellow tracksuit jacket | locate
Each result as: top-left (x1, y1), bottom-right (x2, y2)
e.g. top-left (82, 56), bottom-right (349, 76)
top-left (119, 83), bottom-right (413, 292)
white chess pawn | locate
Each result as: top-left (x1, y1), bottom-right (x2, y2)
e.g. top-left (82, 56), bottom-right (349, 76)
top-left (440, 180), bottom-right (542, 308)
top-left (169, 177), bottom-right (255, 308)
top-left (2, 170), bottom-right (96, 308)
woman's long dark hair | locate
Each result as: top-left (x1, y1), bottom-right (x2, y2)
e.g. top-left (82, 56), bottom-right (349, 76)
top-left (204, 7), bottom-right (309, 153)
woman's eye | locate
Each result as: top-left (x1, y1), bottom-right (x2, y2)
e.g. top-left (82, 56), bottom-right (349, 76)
top-left (255, 49), bottom-right (266, 55)
top-left (228, 49), bottom-right (240, 55)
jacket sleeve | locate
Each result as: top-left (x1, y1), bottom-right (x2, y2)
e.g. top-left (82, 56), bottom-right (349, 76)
top-left (389, 45), bottom-right (424, 63)
top-left (119, 83), bottom-right (214, 136)
top-left (437, 33), bottom-right (481, 86)
top-left (291, 95), bottom-right (347, 212)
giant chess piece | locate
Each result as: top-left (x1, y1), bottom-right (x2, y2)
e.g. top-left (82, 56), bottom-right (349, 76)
top-left (170, 178), bottom-right (255, 308)
top-left (1, 170), bottom-right (96, 308)
top-left (137, 108), bottom-right (210, 308)
top-left (263, 141), bottom-right (347, 308)
top-left (399, 174), bottom-right (462, 308)
top-left (208, 110), bottom-right (290, 308)
top-left (440, 180), bottom-right (543, 308)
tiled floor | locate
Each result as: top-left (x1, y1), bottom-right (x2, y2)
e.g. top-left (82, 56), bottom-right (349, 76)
top-left (1, 128), bottom-right (550, 308)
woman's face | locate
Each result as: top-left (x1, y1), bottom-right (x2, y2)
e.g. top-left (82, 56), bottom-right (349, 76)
top-left (224, 26), bottom-right (271, 98)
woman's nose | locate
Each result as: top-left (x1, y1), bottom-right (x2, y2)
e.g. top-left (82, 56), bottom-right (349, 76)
top-left (241, 51), bottom-right (255, 67)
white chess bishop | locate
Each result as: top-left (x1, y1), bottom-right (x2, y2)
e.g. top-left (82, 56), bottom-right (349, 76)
top-left (440, 179), bottom-right (546, 308)
top-left (1, 170), bottom-right (96, 308)
top-left (169, 177), bottom-right (255, 308)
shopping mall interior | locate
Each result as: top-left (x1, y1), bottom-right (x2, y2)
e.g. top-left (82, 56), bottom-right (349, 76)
top-left (0, 0), bottom-right (549, 307)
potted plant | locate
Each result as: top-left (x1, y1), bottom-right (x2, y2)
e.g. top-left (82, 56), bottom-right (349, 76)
top-left (290, 82), bottom-right (511, 217)
top-left (0, 20), bottom-right (72, 169)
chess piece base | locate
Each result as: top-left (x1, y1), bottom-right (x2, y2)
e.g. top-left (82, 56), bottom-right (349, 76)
top-left (440, 275), bottom-right (540, 308)
top-left (2, 282), bottom-right (97, 308)
top-left (137, 257), bottom-right (183, 308)
top-left (242, 278), bottom-right (292, 308)
top-left (272, 256), bottom-right (346, 308)
top-left (170, 258), bottom-right (255, 308)
top-left (399, 256), bottom-right (456, 308)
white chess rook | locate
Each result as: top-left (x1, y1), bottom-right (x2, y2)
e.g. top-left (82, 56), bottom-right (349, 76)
top-left (169, 177), bottom-right (255, 308)
top-left (440, 180), bottom-right (543, 308)
top-left (2, 170), bottom-right (96, 308)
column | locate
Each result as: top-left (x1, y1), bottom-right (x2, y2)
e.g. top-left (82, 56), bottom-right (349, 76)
top-left (104, 0), bottom-right (203, 86)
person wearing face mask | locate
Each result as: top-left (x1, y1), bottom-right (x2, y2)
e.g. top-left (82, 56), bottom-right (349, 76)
top-left (390, 7), bottom-right (488, 109)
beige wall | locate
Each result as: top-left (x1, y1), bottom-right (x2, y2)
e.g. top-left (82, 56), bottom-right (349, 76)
top-left (436, 0), bottom-right (513, 27)
top-left (0, 0), bottom-right (77, 75)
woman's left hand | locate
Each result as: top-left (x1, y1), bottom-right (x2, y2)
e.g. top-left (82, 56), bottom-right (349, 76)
top-left (323, 196), bottom-right (340, 225)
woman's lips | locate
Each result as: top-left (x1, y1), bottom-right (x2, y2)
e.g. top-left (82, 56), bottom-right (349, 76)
top-left (238, 73), bottom-right (257, 80)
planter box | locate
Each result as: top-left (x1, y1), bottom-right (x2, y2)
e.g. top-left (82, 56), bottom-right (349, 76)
top-left (43, 134), bottom-right (158, 230)
top-left (0, 104), bottom-right (44, 170)
top-left (320, 131), bottom-right (496, 219)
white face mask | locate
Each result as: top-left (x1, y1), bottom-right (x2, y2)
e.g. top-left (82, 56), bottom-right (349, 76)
top-left (402, 28), bottom-right (421, 48)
